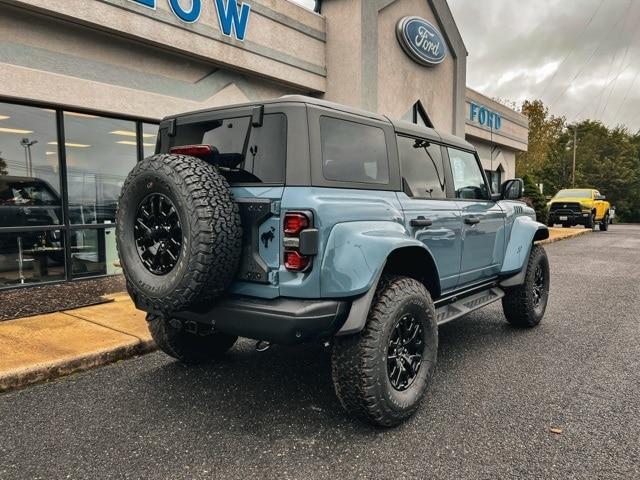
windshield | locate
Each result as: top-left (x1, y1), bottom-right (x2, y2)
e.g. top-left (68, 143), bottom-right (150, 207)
top-left (0, 180), bottom-right (59, 206)
top-left (554, 189), bottom-right (591, 199)
top-left (168, 113), bottom-right (287, 184)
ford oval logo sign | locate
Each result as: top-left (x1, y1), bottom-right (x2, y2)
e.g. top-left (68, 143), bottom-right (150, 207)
top-left (396, 16), bottom-right (446, 66)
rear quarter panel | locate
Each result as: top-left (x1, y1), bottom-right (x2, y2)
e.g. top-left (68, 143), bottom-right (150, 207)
top-left (279, 187), bottom-right (423, 298)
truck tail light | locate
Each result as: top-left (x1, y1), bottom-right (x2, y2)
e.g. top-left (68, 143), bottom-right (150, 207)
top-left (284, 212), bottom-right (309, 235)
top-left (169, 144), bottom-right (214, 160)
top-left (284, 250), bottom-right (310, 271)
top-left (283, 211), bottom-right (314, 272)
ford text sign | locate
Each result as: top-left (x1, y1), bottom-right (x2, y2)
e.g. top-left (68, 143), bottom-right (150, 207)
top-left (469, 102), bottom-right (502, 131)
top-left (396, 16), bottom-right (446, 66)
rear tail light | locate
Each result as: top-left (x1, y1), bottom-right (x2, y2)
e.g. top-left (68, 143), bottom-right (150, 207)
top-left (284, 250), bottom-right (310, 271)
top-left (284, 212), bottom-right (309, 235)
top-left (169, 144), bottom-right (214, 160)
top-left (283, 211), bottom-right (313, 272)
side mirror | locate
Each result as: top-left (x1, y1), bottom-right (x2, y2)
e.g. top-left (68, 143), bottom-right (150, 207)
top-left (500, 178), bottom-right (524, 200)
top-left (595, 194), bottom-right (606, 200)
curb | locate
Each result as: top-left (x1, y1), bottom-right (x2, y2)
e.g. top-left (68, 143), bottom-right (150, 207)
top-left (538, 228), bottom-right (591, 246)
top-left (0, 339), bottom-right (156, 394)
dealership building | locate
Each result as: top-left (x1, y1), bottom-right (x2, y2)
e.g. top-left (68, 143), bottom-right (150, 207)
top-left (0, 0), bottom-right (528, 289)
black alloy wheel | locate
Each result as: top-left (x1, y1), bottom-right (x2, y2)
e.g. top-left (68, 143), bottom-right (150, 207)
top-left (387, 313), bottom-right (424, 391)
top-left (134, 193), bottom-right (182, 275)
top-left (531, 264), bottom-right (545, 310)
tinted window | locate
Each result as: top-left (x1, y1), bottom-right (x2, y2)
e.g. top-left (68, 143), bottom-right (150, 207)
top-left (172, 113), bottom-right (286, 184)
top-left (397, 136), bottom-right (446, 199)
top-left (555, 189), bottom-right (591, 199)
top-left (320, 117), bottom-right (389, 184)
top-left (448, 148), bottom-right (488, 200)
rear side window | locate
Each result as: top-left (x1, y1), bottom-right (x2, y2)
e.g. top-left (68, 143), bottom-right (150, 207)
top-left (448, 148), bottom-right (488, 200)
top-left (397, 136), bottom-right (446, 199)
top-left (171, 113), bottom-right (287, 184)
top-left (320, 117), bottom-right (389, 184)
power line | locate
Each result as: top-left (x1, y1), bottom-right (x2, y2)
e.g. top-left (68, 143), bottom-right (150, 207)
top-left (611, 65), bottom-right (640, 126)
top-left (587, 3), bottom-right (632, 120)
top-left (549, 2), bottom-right (630, 107)
top-left (596, 0), bottom-right (635, 120)
top-left (539, 0), bottom-right (605, 99)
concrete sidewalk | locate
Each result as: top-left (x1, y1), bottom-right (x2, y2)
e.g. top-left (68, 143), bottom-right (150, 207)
top-left (542, 226), bottom-right (592, 244)
top-left (0, 293), bottom-right (154, 392)
top-left (0, 225), bottom-right (590, 393)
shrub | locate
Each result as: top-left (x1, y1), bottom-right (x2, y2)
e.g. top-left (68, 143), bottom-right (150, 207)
top-left (521, 175), bottom-right (548, 223)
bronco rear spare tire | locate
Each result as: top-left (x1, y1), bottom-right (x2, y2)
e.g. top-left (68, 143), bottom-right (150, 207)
top-left (116, 154), bottom-right (242, 313)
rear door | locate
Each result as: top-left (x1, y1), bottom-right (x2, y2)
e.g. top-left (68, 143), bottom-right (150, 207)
top-left (446, 147), bottom-right (506, 285)
top-left (395, 135), bottom-right (462, 292)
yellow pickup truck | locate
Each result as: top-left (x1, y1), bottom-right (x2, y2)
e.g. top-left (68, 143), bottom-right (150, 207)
top-left (547, 188), bottom-right (611, 231)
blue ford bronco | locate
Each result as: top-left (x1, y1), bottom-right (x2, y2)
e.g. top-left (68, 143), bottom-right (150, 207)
top-left (116, 96), bottom-right (550, 427)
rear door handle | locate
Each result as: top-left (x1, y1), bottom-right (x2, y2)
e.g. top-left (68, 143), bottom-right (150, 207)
top-left (410, 216), bottom-right (433, 227)
top-left (464, 216), bottom-right (481, 225)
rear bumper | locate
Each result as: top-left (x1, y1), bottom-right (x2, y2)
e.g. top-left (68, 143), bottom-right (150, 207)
top-left (172, 296), bottom-right (351, 344)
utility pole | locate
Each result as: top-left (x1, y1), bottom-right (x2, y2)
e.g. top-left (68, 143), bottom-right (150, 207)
top-left (20, 137), bottom-right (38, 177)
top-left (572, 125), bottom-right (577, 188)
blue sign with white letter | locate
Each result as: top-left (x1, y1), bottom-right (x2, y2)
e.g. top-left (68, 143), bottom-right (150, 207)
top-left (128, 0), bottom-right (251, 41)
top-left (469, 102), bottom-right (502, 131)
top-left (396, 16), bottom-right (446, 66)
top-left (215, 0), bottom-right (251, 41)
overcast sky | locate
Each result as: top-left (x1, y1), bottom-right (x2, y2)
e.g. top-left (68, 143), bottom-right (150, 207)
top-left (289, 0), bottom-right (640, 131)
top-left (449, 0), bottom-right (640, 131)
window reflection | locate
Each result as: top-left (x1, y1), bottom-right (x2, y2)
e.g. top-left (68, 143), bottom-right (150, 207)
top-left (143, 123), bottom-right (159, 158)
top-left (64, 113), bottom-right (138, 225)
top-left (0, 102), bottom-right (61, 227)
top-left (70, 228), bottom-right (117, 278)
top-left (0, 230), bottom-right (65, 287)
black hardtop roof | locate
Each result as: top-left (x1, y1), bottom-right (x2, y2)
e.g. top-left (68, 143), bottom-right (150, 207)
top-left (165, 95), bottom-right (475, 151)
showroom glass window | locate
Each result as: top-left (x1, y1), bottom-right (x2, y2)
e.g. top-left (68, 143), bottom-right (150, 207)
top-left (0, 102), bottom-right (65, 287)
top-left (0, 101), bottom-right (156, 289)
top-left (63, 113), bottom-right (138, 225)
top-left (143, 123), bottom-right (159, 158)
top-left (0, 103), bottom-right (61, 226)
top-left (397, 135), bottom-right (446, 199)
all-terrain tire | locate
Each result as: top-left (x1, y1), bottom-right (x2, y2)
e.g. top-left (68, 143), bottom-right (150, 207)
top-left (599, 214), bottom-right (609, 231)
top-left (331, 275), bottom-right (438, 427)
top-left (148, 314), bottom-right (237, 364)
top-left (585, 213), bottom-right (595, 230)
top-left (502, 245), bottom-right (550, 328)
top-left (116, 154), bottom-right (242, 314)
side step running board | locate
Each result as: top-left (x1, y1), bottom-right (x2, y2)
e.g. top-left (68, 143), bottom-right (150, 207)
top-left (434, 287), bottom-right (505, 326)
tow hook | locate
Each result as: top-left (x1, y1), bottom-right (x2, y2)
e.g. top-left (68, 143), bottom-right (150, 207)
top-left (255, 340), bottom-right (271, 352)
top-left (168, 318), bottom-right (200, 335)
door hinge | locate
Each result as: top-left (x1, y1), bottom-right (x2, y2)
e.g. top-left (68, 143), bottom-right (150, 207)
top-left (270, 201), bottom-right (281, 216)
top-left (268, 270), bottom-right (279, 285)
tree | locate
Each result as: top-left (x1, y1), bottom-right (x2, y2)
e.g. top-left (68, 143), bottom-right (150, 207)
top-left (516, 100), bottom-right (565, 179)
top-left (516, 98), bottom-right (640, 223)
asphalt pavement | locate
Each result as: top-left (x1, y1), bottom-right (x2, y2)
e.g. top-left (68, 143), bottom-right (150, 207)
top-left (1, 225), bottom-right (639, 480)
